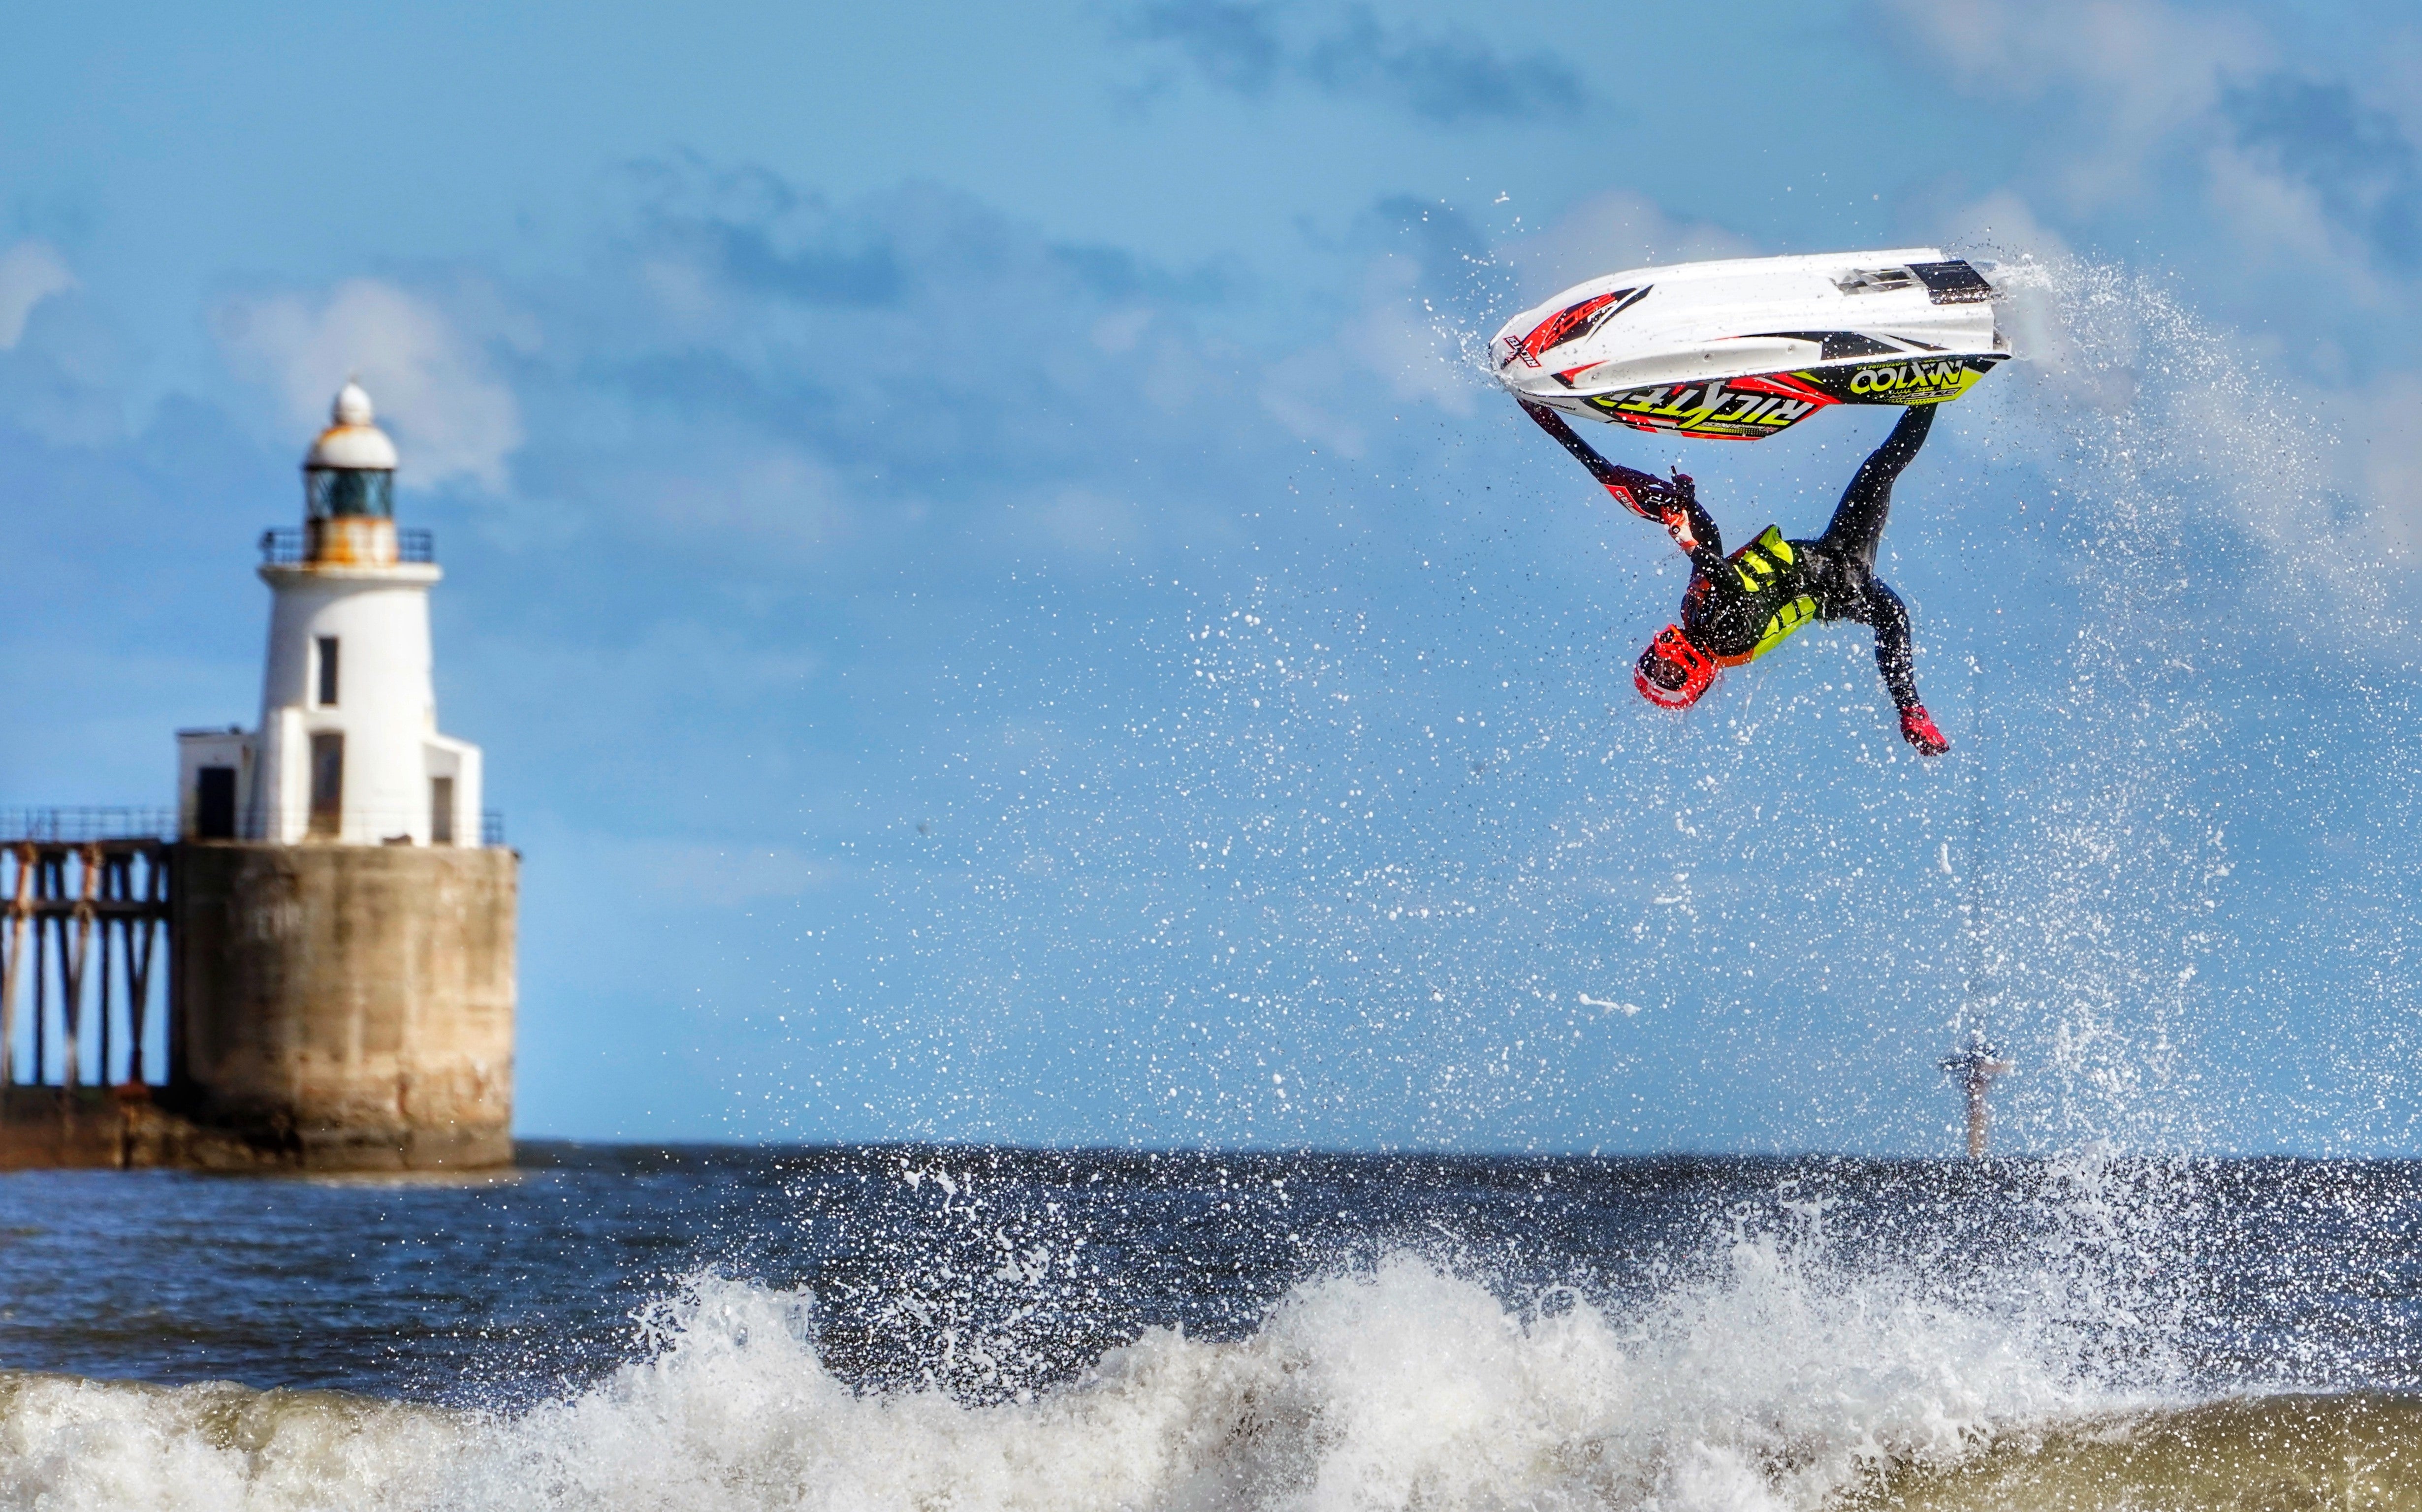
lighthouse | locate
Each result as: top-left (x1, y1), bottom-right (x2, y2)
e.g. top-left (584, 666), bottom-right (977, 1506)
top-left (177, 381), bottom-right (482, 845)
top-left (163, 381), bottom-right (517, 1171)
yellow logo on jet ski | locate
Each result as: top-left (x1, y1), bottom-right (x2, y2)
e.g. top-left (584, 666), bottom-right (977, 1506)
top-left (1844, 359), bottom-right (1989, 402)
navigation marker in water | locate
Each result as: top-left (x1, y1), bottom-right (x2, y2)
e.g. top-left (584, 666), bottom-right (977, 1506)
top-left (1940, 1028), bottom-right (2014, 1159)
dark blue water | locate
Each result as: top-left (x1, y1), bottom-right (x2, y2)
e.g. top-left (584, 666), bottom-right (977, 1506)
top-left (2, 1145), bottom-right (2416, 1410)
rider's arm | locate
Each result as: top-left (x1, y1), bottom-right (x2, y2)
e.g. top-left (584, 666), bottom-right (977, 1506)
top-left (1657, 474), bottom-right (1726, 574)
top-left (1519, 400), bottom-right (1723, 568)
top-left (1865, 579), bottom-right (1922, 709)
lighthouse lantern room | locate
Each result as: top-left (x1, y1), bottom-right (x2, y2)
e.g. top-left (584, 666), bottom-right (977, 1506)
top-left (178, 381), bottom-right (483, 846)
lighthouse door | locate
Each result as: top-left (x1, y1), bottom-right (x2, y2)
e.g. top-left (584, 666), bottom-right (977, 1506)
top-left (309, 733), bottom-right (345, 838)
top-left (197, 767), bottom-right (238, 840)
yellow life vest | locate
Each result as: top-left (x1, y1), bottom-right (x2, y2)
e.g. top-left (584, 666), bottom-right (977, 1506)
top-left (1732, 526), bottom-right (1820, 661)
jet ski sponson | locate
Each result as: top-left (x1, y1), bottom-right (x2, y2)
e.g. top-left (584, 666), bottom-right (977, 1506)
top-left (1492, 249), bottom-right (2008, 441)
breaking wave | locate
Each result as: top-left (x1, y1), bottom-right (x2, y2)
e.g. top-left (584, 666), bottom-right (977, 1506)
top-left (0, 1180), bottom-right (2246, 1512)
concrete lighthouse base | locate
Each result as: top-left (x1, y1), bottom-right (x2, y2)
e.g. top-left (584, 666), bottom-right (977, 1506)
top-left (167, 843), bottom-right (517, 1171)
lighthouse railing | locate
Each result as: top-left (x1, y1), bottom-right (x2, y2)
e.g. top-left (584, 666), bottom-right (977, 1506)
top-left (258, 527), bottom-right (434, 566)
top-left (0, 808), bottom-right (177, 844)
top-left (196, 807), bottom-right (507, 846)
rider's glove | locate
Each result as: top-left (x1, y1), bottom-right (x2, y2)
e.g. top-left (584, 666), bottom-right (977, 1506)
top-left (1899, 705), bottom-right (1950, 756)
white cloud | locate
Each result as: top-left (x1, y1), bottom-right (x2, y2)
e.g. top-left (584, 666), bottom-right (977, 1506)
top-left (1089, 307), bottom-right (1153, 355)
top-left (633, 840), bottom-right (831, 907)
top-left (638, 446), bottom-right (853, 558)
top-left (0, 241), bottom-right (76, 349)
top-left (215, 277), bottom-right (525, 491)
top-left (2352, 374), bottom-right (2422, 564)
top-left (1259, 343), bottom-right (1370, 457)
top-left (1890, 0), bottom-right (2257, 101)
top-left (1896, 0), bottom-right (2422, 316)
top-left (1266, 189), bottom-right (1754, 448)
top-left (1939, 189), bottom-right (2077, 267)
top-left (2200, 144), bottom-right (2396, 309)
top-left (1339, 252), bottom-right (1485, 417)
top-left (1886, 0), bottom-right (2267, 203)
top-left (1935, 191), bottom-right (2130, 402)
top-left (1496, 189), bottom-right (1753, 303)
top-left (1037, 487), bottom-right (1145, 557)
top-left (2383, 35), bottom-right (2422, 146)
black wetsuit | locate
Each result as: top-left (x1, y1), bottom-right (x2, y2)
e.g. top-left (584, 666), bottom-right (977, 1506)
top-left (1524, 401), bottom-right (1935, 711)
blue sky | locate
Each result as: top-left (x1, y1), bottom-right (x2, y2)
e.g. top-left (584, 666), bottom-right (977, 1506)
top-left (3, 1), bottom-right (2417, 1153)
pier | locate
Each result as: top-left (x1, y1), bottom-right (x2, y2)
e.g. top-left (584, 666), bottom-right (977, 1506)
top-left (0, 820), bottom-right (176, 1167)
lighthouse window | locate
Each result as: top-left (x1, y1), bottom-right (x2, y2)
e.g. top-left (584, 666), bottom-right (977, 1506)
top-left (431, 777), bottom-right (456, 846)
top-left (305, 467), bottom-right (394, 519)
top-left (308, 733), bottom-right (345, 837)
top-left (316, 637), bottom-right (340, 706)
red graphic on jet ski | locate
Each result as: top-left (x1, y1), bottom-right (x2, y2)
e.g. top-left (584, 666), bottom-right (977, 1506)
top-left (1499, 286), bottom-right (1650, 370)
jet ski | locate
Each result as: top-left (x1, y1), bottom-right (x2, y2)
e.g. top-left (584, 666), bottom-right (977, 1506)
top-left (1491, 248), bottom-right (2008, 441)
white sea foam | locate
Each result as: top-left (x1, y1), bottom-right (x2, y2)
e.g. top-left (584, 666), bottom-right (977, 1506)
top-left (0, 1211), bottom-right (2155, 1512)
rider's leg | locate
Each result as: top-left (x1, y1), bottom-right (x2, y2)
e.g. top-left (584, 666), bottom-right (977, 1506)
top-left (1817, 404), bottom-right (1935, 573)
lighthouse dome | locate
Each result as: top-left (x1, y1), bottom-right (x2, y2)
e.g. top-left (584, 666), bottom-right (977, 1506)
top-left (304, 380), bottom-right (400, 472)
top-left (303, 379), bottom-right (398, 519)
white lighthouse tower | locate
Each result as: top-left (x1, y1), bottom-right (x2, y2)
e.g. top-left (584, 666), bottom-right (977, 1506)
top-left (178, 381), bottom-right (482, 845)
top-left (166, 379), bottom-right (517, 1171)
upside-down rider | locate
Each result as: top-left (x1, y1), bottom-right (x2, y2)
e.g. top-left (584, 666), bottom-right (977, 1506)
top-left (1521, 398), bottom-right (1951, 755)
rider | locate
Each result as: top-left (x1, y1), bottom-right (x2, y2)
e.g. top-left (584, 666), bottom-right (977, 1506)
top-left (1520, 398), bottom-right (1950, 756)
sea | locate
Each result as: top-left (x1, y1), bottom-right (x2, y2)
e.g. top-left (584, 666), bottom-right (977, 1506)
top-left (0, 1145), bottom-right (2417, 1510)
top-left (3, 245), bottom-right (2412, 1509)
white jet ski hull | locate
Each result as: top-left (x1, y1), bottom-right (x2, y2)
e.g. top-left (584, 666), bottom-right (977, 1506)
top-left (1491, 248), bottom-right (2008, 441)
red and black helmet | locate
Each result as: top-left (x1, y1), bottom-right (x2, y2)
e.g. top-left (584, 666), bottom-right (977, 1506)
top-left (1635, 624), bottom-right (1715, 709)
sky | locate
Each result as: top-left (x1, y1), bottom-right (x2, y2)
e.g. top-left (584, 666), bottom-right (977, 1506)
top-left (2, 0), bottom-right (2418, 1154)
